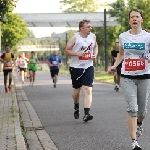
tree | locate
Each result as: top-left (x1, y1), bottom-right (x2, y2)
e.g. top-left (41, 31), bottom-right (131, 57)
top-left (59, 0), bottom-right (100, 12)
top-left (1, 13), bottom-right (27, 51)
top-left (0, 0), bottom-right (18, 22)
top-left (108, 0), bottom-right (150, 32)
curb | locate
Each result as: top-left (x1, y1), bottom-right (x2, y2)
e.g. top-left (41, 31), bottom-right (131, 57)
top-left (13, 71), bottom-right (58, 150)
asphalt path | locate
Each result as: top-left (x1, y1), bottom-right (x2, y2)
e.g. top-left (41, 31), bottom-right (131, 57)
top-left (21, 71), bottom-right (150, 150)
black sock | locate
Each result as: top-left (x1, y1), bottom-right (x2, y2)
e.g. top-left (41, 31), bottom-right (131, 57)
top-left (84, 108), bottom-right (90, 115)
top-left (137, 120), bottom-right (142, 126)
top-left (74, 103), bottom-right (79, 110)
top-left (132, 139), bottom-right (136, 142)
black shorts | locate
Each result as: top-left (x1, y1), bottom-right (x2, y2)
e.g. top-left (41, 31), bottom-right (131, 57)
top-left (3, 69), bottom-right (12, 76)
top-left (50, 69), bottom-right (59, 77)
top-left (116, 67), bottom-right (121, 76)
top-left (70, 66), bottom-right (94, 89)
top-left (20, 68), bottom-right (27, 72)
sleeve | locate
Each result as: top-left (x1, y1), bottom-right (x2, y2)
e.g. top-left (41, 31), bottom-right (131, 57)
top-left (11, 53), bottom-right (14, 58)
top-left (1, 53), bottom-right (5, 59)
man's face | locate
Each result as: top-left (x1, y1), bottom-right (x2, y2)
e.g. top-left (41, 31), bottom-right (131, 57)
top-left (54, 51), bottom-right (58, 56)
top-left (5, 46), bottom-right (10, 52)
top-left (31, 52), bottom-right (34, 56)
top-left (81, 22), bottom-right (92, 35)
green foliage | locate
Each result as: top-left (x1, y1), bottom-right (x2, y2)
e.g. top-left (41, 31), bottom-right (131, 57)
top-left (109, 0), bottom-right (150, 32)
top-left (27, 29), bottom-right (35, 38)
top-left (0, 0), bottom-right (18, 22)
top-left (1, 13), bottom-right (27, 51)
top-left (60, 0), bottom-right (100, 12)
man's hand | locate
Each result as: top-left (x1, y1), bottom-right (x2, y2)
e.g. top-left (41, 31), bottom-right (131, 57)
top-left (91, 55), bottom-right (96, 59)
top-left (77, 51), bottom-right (84, 57)
top-left (107, 66), bottom-right (116, 74)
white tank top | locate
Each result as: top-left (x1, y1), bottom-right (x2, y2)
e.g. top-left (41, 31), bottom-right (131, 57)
top-left (19, 57), bottom-right (28, 68)
top-left (119, 30), bottom-right (150, 76)
top-left (70, 32), bottom-right (95, 69)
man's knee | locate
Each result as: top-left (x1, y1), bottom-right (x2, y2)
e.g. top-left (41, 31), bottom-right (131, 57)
top-left (82, 86), bottom-right (92, 96)
top-left (73, 88), bottom-right (81, 96)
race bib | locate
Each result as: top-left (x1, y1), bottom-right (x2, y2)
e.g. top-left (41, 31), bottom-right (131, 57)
top-left (5, 62), bottom-right (12, 67)
top-left (124, 58), bottom-right (145, 71)
top-left (52, 61), bottom-right (58, 65)
top-left (78, 52), bottom-right (91, 60)
top-left (20, 61), bottom-right (25, 66)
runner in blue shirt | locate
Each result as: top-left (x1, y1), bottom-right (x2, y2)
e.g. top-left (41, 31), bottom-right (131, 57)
top-left (47, 50), bottom-right (62, 88)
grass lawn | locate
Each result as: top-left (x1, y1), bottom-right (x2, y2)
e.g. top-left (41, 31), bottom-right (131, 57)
top-left (94, 72), bottom-right (114, 83)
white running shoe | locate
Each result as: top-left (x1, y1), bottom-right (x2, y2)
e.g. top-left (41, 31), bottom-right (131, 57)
top-left (29, 82), bottom-right (32, 86)
top-left (132, 140), bottom-right (141, 150)
top-left (32, 82), bottom-right (34, 87)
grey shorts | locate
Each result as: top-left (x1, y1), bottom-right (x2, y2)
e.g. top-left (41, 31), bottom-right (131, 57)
top-left (121, 77), bottom-right (150, 117)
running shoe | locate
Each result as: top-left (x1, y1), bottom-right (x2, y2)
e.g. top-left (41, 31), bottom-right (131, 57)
top-left (29, 83), bottom-right (32, 86)
top-left (114, 86), bottom-right (117, 90)
top-left (115, 87), bottom-right (119, 91)
top-left (8, 86), bottom-right (12, 92)
top-left (32, 82), bottom-right (34, 87)
top-left (54, 84), bottom-right (56, 88)
top-left (136, 124), bottom-right (143, 139)
top-left (83, 114), bottom-right (93, 122)
top-left (132, 140), bottom-right (142, 150)
top-left (74, 109), bottom-right (80, 119)
top-left (5, 88), bottom-right (8, 93)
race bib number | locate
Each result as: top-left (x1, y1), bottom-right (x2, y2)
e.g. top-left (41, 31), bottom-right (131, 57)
top-left (124, 59), bottom-right (145, 71)
top-left (5, 62), bottom-right (12, 67)
top-left (20, 61), bottom-right (25, 66)
top-left (52, 61), bottom-right (58, 66)
top-left (78, 52), bottom-right (91, 60)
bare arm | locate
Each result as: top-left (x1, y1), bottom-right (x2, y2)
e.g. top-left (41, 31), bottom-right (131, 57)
top-left (113, 46), bottom-right (124, 68)
top-left (64, 36), bottom-right (83, 57)
top-left (108, 46), bottom-right (124, 73)
top-left (93, 34), bottom-right (98, 58)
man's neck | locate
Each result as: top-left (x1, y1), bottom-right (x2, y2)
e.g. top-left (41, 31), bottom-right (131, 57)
top-left (79, 32), bottom-right (88, 38)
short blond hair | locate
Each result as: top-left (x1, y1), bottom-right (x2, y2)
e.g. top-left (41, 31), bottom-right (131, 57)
top-left (79, 19), bottom-right (90, 31)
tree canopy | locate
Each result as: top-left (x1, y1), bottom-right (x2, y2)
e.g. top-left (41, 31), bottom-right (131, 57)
top-left (1, 13), bottom-right (27, 51)
top-left (109, 0), bottom-right (150, 32)
top-left (0, 0), bottom-right (18, 22)
top-left (59, 0), bottom-right (100, 12)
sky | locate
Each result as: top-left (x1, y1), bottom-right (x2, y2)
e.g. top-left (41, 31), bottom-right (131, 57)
top-left (13, 0), bottom-right (117, 37)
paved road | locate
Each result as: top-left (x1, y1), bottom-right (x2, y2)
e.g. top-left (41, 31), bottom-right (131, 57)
top-left (21, 71), bottom-right (150, 150)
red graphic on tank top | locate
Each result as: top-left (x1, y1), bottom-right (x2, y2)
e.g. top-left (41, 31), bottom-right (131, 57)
top-left (124, 58), bottom-right (145, 71)
top-left (78, 43), bottom-right (93, 60)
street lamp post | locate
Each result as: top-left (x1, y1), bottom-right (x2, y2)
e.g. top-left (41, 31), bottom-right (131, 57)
top-left (104, 8), bottom-right (108, 72)
top-left (65, 32), bottom-right (68, 69)
top-left (0, 22), bottom-right (2, 72)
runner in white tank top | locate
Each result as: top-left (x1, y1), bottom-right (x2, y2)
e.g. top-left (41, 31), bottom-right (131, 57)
top-left (108, 9), bottom-right (150, 150)
top-left (19, 52), bottom-right (28, 84)
top-left (65, 19), bottom-right (98, 122)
